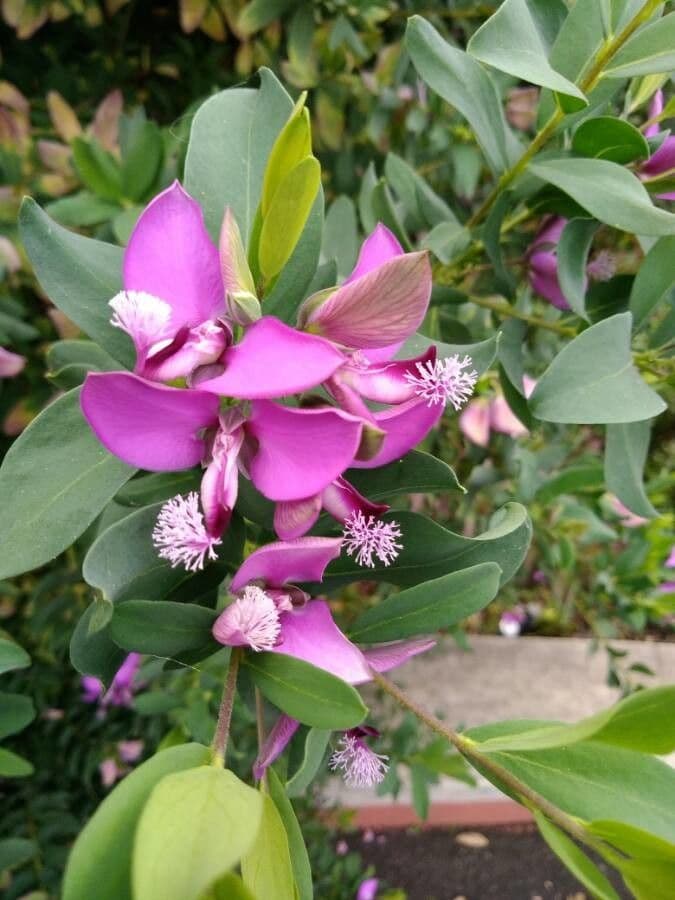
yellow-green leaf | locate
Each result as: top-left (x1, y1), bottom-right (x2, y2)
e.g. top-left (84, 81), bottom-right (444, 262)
top-left (241, 792), bottom-right (296, 900)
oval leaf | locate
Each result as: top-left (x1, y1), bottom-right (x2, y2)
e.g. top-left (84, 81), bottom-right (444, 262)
top-left (572, 117), bottom-right (649, 164)
top-left (111, 601), bottom-right (218, 657)
top-left (241, 792), bottom-right (295, 900)
top-left (605, 420), bottom-right (658, 520)
top-left (0, 639), bottom-right (30, 676)
top-left (133, 767), bottom-right (263, 900)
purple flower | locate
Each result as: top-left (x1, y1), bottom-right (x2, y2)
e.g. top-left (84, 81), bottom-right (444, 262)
top-left (641, 91), bottom-right (675, 201)
top-left (459, 377), bottom-right (536, 447)
top-left (528, 218), bottom-right (615, 310)
top-left (330, 727), bottom-right (389, 788)
top-left (81, 653), bottom-right (142, 712)
top-left (357, 877), bottom-right (380, 900)
top-left (0, 346), bottom-right (25, 378)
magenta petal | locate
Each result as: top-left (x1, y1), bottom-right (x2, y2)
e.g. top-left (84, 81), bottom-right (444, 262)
top-left (529, 252), bottom-right (570, 310)
top-left (274, 495), bottom-right (323, 541)
top-left (344, 223), bottom-right (404, 284)
top-left (81, 371), bottom-right (218, 470)
top-left (362, 638), bottom-right (436, 674)
top-left (231, 537), bottom-right (343, 592)
top-left (338, 347), bottom-right (436, 404)
top-left (198, 317), bottom-right (345, 399)
top-left (646, 91), bottom-right (664, 138)
top-left (322, 477), bottom-right (388, 523)
top-left (459, 399), bottom-right (491, 447)
top-left (253, 714), bottom-right (300, 781)
top-left (272, 600), bottom-right (372, 685)
top-left (362, 341), bottom-right (405, 364)
top-left (123, 182), bottom-right (223, 331)
top-left (350, 398), bottom-right (443, 469)
top-left (298, 252), bottom-right (432, 349)
top-left (0, 346), bottom-right (26, 377)
top-left (489, 395), bottom-right (528, 439)
top-left (247, 400), bottom-right (363, 501)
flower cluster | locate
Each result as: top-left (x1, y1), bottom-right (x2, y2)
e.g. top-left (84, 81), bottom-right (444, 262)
top-left (81, 181), bottom-right (478, 572)
top-left (79, 182), bottom-right (480, 787)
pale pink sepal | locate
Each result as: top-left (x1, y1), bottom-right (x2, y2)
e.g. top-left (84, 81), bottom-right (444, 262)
top-left (362, 638), bottom-right (436, 674)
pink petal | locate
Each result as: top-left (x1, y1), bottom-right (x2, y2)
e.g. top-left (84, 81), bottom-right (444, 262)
top-left (362, 341), bottom-right (406, 364)
top-left (363, 638), bottom-right (436, 674)
top-left (665, 547), bottom-right (675, 569)
top-left (489, 395), bottom-right (529, 439)
top-left (528, 251), bottom-right (570, 310)
top-left (350, 398), bottom-right (443, 469)
top-left (123, 182), bottom-right (223, 332)
top-left (646, 90), bottom-right (663, 138)
top-left (81, 371), bottom-right (218, 471)
top-left (0, 346), bottom-right (26, 377)
top-left (322, 477), bottom-right (388, 523)
top-left (642, 136), bottom-right (675, 199)
top-left (344, 223), bottom-right (404, 284)
top-left (197, 317), bottom-right (345, 399)
top-left (272, 600), bottom-right (372, 685)
top-left (231, 537), bottom-right (343, 592)
top-left (459, 399), bottom-right (491, 447)
top-left (274, 495), bottom-right (323, 541)
top-left (337, 347), bottom-right (436, 404)
top-left (253, 714), bottom-right (300, 780)
top-left (246, 400), bottom-right (363, 501)
top-left (298, 252), bottom-right (432, 349)
top-left (531, 216), bottom-right (566, 249)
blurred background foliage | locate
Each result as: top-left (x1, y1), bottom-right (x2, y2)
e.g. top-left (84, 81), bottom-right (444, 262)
top-left (0, 1), bottom-right (673, 896)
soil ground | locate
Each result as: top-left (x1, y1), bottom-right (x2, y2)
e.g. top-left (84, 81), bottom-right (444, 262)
top-left (353, 824), bottom-right (631, 900)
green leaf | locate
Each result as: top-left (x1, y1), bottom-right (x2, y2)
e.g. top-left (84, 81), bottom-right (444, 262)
top-left (605, 420), bottom-right (658, 519)
top-left (629, 235), bottom-right (675, 327)
top-left (0, 692), bottom-right (35, 740)
top-left (350, 562), bottom-right (502, 643)
top-left (468, 0), bottom-right (586, 101)
top-left (241, 791), bottom-right (296, 900)
top-left (184, 69), bottom-right (293, 243)
top-left (0, 638), bottom-right (30, 675)
top-left (557, 218), bottom-right (597, 318)
top-left (620, 858), bottom-right (675, 900)
top-left (322, 503), bottom-right (531, 589)
top-left (199, 873), bottom-right (257, 900)
top-left (322, 196), bottom-right (358, 279)
top-left (587, 820), bottom-right (675, 861)
top-left (237, 0), bottom-right (297, 36)
top-left (262, 189), bottom-right (324, 322)
top-left (534, 813), bottom-right (620, 900)
top-left (266, 768), bottom-right (313, 900)
top-left (406, 16), bottom-right (520, 175)
top-left (120, 120), bottom-right (164, 202)
top-left (466, 722), bottom-right (675, 842)
top-left (605, 13), bottom-right (675, 79)
top-left (243, 653), bottom-right (367, 730)
top-left (534, 464), bottom-right (605, 504)
top-left (0, 838), bottom-right (37, 873)
top-left (72, 137), bottom-right (122, 201)
top-left (115, 471), bottom-right (202, 507)
top-left (346, 450), bottom-right (464, 501)
top-left (70, 600), bottom-right (125, 683)
top-left (45, 191), bottom-right (122, 227)
top-left (133, 766), bottom-right (263, 900)
top-left (483, 192), bottom-right (516, 298)
top-left (111, 601), bottom-right (218, 657)
top-left (422, 222), bottom-right (470, 264)
top-left (83, 502), bottom-right (243, 602)
top-left (286, 728), bottom-right (331, 797)
top-left (529, 158), bottom-right (675, 237)
top-left (400, 332), bottom-right (499, 378)
top-left (572, 117), bottom-right (649, 164)
top-left (385, 152), bottom-right (456, 231)
top-left (63, 744), bottom-right (211, 900)
top-left (19, 199), bottom-right (131, 367)
top-left (0, 748), bottom-right (33, 777)
top-left (474, 686), bottom-right (675, 755)
top-left (370, 178), bottom-right (411, 250)
top-left (529, 313), bottom-right (666, 424)
top-left (261, 95), bottom-right (312, 215)
top-left (0, 389), bottom-right (135, 579)
top-left (410, 765), bottom-right (431, 820)
top-left (47, 339), bottom-right (118, 378)
top-left (259, 156), bottom-right (321, 280)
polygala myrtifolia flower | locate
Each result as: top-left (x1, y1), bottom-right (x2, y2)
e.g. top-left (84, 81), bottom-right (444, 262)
top-left (81, 183), bottom-right (479, 572)
top-left (641, 90), bottom-right (675, 201)
top-left (81, 652), bottom-right (142, 715)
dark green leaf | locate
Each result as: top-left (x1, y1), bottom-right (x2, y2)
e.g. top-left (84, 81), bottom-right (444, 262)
top-left (62, 744), bottom-right (211, 900)
top-left (629, 236), bottom-right (675, 327)
top-left (322, 196), bottom-right (358, 279)
top-left (0, 638), bottom-right (30, 675)
top-left (534, 464), bottom-right (605, 503)
top-left (572, 117), bottom-right (649, 164)
top-left (243, 653), bottom-right (367, 730)
top-left (115, 471), bottom-right (202, 507)
top-left (605, 420), bottom-right (658, 519)
top-left (0, 838), bottom-right (37, 873)
top-left (406, 16), bottom-right (520, 174)
top-left (483, 192), bottom-right (516, 298)
top-left (346, 450), bottom-right (464, 501)
top-left (120, 121), bottom-right (163, 202)
top-left (529, 313), bottom-right (666, 424)
top-left (0, 692), bottom-right (35, 740)
top-left (557, 218), bottom-right (598, 318)
top-left (0, 748), bottom-right (33, 777)
top-left (19, 199), bottom-right (131, 366)
top-left (350, 562), bottom-right (501, 643)
top-left (605, 13), bottom-right (675, 79)
top-left (72, 137), bottom-right (122, 201)
top-left (111, 601), bottom-right (218, 657)
top-left (323, 503), bottom-right (531, 589)
top-left (70, 600), bottom-right (125, 683)
top-left (286, 728), bottom-right (331, 797)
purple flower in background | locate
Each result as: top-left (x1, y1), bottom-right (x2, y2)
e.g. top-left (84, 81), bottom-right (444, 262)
top-left (528, 217), bottom-right (615, 310)
top-left (608, 495), bottom-right (649, 529)
top-left (330, 726), bottom-right (389, 788)
top-left (81, 653), bottom-right (142, 713)
top-left (0, 346), bottom-right (25, 378)
top-left (459, 377), bottom-right (536, 447)
top-left (641, 91), bottom-right (675, 201)
top-left (99, 758), bottom-right (122, 788)
top-left (357, 877), bottom-right (380, 900)
top-left (658, 546), bottom-right (675, 594)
